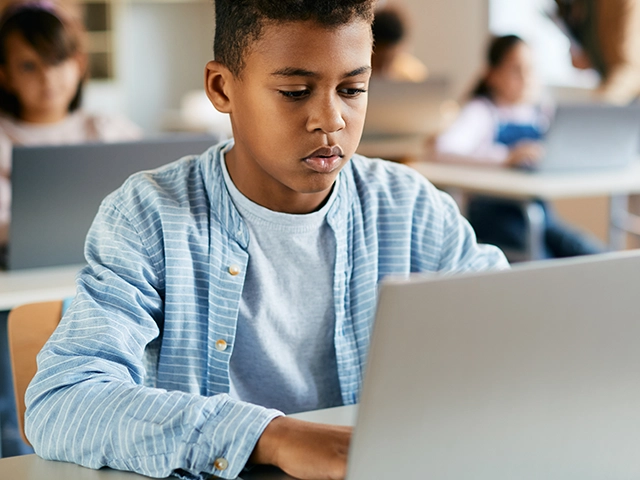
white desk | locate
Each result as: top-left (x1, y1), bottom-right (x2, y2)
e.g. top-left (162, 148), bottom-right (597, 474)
top-left (0, 405), bottom-right (357, 480)
top-left (409, 161), bottom-right (640, 261)
top-left (0, 264), bottom-right (82, 312)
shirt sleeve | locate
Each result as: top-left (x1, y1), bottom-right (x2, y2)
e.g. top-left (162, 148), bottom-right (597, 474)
top-left (433, 188), bottom-right (510, 272)
top-left (24, 197), bottom-right (282, 480)
top-left (385, 162), bottom-right (509, 273)
top-left (435, 99), bottom-right (510, 165)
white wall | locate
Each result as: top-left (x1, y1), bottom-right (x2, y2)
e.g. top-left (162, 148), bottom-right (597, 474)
top-left (85, 0), bottom-right (491, 130)
top-left (85, 1), bottom-right (215, 133)
top-left (120, 1), bottom-right (214, 131)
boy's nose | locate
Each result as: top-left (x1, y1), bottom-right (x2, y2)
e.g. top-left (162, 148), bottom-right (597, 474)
top-left (307, 95), bottom-right (346, 134)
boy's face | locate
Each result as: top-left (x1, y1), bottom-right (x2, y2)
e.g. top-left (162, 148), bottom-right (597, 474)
top-left (208, 19), bottom-right (372, 214)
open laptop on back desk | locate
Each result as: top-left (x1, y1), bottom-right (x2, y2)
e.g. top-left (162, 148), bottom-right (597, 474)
top-left (362, 76), bottom-right (451, 138)
top-left (7, 134), bottom-right (218, 270)
top-left (520, 104), bottom-right (640, 173)
top-left (244, 250), bottom-right (640, 480)
top-left (358, 77), bottom-right (453, 160)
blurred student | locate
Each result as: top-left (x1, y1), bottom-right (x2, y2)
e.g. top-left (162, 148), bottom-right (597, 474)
top-left (0, 1), bottom-right (141, 255)
top-left (553, 0), bottom-right (640, 105)
top-left (553, 0), bottom-right (640, 248)
top-left (371, 3), bottom-right (428, 82)
top-left (436, 35), bottom-right (603, 258)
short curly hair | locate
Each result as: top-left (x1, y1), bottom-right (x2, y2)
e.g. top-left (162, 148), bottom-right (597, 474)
top-left (214, 0), bottom-right (376, 77)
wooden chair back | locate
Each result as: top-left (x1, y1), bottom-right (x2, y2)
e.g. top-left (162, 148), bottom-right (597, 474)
top-left (7, 300), bottom-right (63, 446)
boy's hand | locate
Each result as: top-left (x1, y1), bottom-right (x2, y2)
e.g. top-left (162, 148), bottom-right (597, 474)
top-left (250, 416), bottom-right (352, 480)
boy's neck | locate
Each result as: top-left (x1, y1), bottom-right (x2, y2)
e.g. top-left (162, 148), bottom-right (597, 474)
top-left (224, 147), bottom-right (336, 214)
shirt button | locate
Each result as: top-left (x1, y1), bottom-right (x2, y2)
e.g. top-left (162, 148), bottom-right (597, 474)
top-left (228, 265), bottom-right (240, 276)
top-left (214, 457), bottom-right (228, 471)
top-left (215, 339), bottom-right (228, 351)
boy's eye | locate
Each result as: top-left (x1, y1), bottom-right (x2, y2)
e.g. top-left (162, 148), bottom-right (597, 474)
top-left (339, 88), bottom-right (367, 98)
top-left (279, 89), bottom-right (310, 100)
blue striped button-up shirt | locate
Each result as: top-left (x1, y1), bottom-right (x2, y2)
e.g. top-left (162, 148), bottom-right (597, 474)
top-left (25, 140), bottom-right (507, 479)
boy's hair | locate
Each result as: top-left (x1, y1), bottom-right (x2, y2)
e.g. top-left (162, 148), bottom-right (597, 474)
top-left (214, 0), bottom-right (376, 77)
top-left (0, 2), bottom-right (86, 118)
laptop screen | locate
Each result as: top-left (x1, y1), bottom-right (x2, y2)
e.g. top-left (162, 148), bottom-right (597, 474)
top-left (8, 134), bottom-right (219, 270)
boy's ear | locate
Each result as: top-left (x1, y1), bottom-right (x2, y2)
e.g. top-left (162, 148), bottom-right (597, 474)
top-left (205, 61), bottom-right (233, 114)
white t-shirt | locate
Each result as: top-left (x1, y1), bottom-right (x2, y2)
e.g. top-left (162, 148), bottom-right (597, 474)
top-left (220, 154), bottom-right (343, 414)
top-left (0, 110), bottom-right (143, 245)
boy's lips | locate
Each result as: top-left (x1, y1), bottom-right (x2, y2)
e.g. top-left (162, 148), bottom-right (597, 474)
top-left (303, 145), bottom-right (344, 174)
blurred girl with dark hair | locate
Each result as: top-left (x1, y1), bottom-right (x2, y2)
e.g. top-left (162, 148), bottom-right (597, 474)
top-left (0, 1), bottom-right (141, 254)
top-left (436, 35), bottom-right (603, 259)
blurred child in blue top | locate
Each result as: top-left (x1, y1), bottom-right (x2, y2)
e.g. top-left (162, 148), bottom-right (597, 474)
top-left (436, 34), bottom-right (603, 258)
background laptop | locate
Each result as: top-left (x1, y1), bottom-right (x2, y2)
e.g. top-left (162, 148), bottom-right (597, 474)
top-left (8, 134), bottom-right (218, 270)
top-left (347, 250), bottom-right (640, 479)
top-left (362, 76), bottom-right (453, 138)
top-left (527, 104), bottom-right (640, 173)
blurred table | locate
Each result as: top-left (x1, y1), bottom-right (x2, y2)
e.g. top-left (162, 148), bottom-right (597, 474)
top-left (408, 161), bottom-right (640, 261)
top-left (0, 264), bottom-right (81, 312)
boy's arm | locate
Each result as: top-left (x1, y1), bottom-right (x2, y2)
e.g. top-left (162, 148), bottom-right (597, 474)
top-left (24, 201), bottom-right (281, 480)
top-left (415, 183), bottom-right (509, 273)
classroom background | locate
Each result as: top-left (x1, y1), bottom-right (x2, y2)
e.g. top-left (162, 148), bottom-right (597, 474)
top-left (18, 0), bottom-right (627, 247)
top-left (2, 0), bottom-right (640, 459)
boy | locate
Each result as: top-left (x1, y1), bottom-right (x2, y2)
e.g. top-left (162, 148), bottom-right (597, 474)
top-left (25, 1), bottom-right (507, 479)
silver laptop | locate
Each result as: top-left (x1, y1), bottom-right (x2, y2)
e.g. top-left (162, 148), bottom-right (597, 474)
top-left (7, 134), bottom-right (218, 270)
top-left (348, 250), bottom-right (640, 479)
top-left (528, 104), bottom-right (640, 173)
top-left (244, 250), bottom-right (640, 479)
top-left (362, 77), bottom-right (452, 138)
